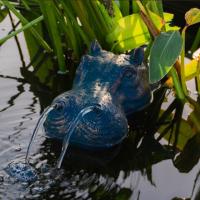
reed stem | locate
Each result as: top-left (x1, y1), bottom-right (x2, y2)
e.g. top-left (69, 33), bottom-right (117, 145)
top-left (38, 0), bottom-right (67, 72)
top-left (0, 15), bottom-right (43, 45)
top-left (1, 0), bottom-right (52, 52)
top-left (181, 26), bottom-right (188, 95)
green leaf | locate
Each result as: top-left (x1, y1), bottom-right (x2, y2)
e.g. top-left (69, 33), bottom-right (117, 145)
top-left (149, 31), bottom-right (182, 83)
top-left (185, 8), bottom-right (200, 26)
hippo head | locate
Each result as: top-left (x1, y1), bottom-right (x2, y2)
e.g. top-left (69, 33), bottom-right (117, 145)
top-left (43, 41), bottom-right (151, 150)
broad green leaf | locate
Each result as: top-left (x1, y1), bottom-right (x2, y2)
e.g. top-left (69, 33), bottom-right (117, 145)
top-left (112, 34), bottom-right (151, 53)
top-left (185, 8), bottom-right (200, 26)
top-left (149, 31), bottom-right (182, 83)
top-left (106, 11), bottom-right (179, 52)
top-left (0, 4), bottom-right (8, 22)
top-left (106, 13), bottom-right (149, 45)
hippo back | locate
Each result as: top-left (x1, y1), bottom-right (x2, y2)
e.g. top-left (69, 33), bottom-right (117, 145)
top-left (73, 41), bottom-right (151, 115)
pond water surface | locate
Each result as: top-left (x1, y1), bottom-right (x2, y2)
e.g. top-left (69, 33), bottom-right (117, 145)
top-left (0, 16), bottom-right (200, 200)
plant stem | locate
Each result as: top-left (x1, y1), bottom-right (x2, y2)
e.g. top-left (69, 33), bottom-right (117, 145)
top-left (147, 0), bottom-right (164, 18)
top-left (136, 1), bottom-right (149, 16)
top-left (136, 1), bottom-right (159, 37)
top-left (0, 15), bottom-right (44, 45)
top-left (170, 67), bottom-right (185, 100)
top-left (119, 0), bottom-right (129, 16)
top-left (20, 0), bottom-right (31, 11)
top-left (54, 2), bottom-right (80, 58)
top-left (69, 0), bottom-right (95, 40)
top-left (84, 0), bottom-right (105, 44)
top-left (1, 0), bottom-right (52, 52)
top-left (60, 0), bottom-right (90, 47)
top-left (132, 0), bottom-right (139, 13)
top-left (181, 26), bottom-right (188, 95)
top-left (195, 61), bottom-right (200, 93)
top-left (38, 0), bottom-right (67, 73)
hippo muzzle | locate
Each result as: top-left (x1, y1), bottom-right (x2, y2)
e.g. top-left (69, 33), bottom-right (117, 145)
top-left (44, 88), bottom-right (128, 149)
top-left (44, 41), bottom-right (152, 150)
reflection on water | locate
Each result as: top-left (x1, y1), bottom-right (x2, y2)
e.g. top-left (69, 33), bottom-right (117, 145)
top-left (0, 15), bottom-right (200, 200)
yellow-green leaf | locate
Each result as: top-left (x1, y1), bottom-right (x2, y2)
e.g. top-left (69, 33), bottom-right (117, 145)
top-left (112, 35), bottom-right (151, 53)
top-left (185, 8), bottom-right (200, 26)
top-left (185, 59), bottom-right (199, 80)
top-left (164, 12), bottom-right (174, 22)
top-left (165, 24), bottom-right (180, 31)
top-left (106, 13), bottom-right (149, 45)
top-left (106, 11), bottom-right (179, 52)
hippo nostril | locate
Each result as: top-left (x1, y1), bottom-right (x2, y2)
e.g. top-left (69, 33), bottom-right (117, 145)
top-left (90, 104), bottom-right (103, 115)
top-left (93, 103), bottom-right (101, 110)
top-left (53, 102), bottom-right (65, 112)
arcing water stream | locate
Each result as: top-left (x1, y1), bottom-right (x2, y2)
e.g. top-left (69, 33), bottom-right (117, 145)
top-left (56, 105), bottom-right (101, 168)
top-left (5, 104), bottom-right (101, 182)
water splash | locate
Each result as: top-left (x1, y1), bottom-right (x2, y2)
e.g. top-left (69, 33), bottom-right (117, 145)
top-left (25, 106), bottom-right (55, 163)
top-left (5, 162), bottom-right (37, 182)
top-left (5, 105), bottom-right (56, 182)
top-left (56, 105), bottom-right (101, 168)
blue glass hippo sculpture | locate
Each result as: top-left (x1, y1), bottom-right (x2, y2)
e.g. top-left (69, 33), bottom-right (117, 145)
top-left (44, 41), bottom-right (152, 150)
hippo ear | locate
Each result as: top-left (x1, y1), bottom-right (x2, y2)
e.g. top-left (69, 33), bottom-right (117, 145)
top-left (89, 40), bottom-right (102, 55)
top-left (130, 47), bottom-right (145, 65)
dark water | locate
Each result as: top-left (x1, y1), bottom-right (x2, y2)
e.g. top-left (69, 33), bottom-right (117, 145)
top-left (0, 17), bottom-right (200, 200)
